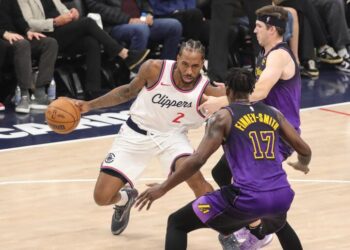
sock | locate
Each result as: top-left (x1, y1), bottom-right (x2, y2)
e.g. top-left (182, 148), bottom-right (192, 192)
top-left (248, 224), bottom-right (265, 240)
top-left (338, 47), bottom-right (349, 59)
top-left (116, 190), bottom-right (128, 206)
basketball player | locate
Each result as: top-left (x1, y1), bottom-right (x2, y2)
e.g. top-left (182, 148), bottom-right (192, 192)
top-left (74, 40), bottom-right (225, 236)
top-left (199, 5), bottom-right (305, 249)
top-left (135, 67), bottom-right (311, 250)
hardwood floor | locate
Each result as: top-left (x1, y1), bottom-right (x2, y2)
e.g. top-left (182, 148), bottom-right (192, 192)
top-left (1, 104), bottom-right (349, 250)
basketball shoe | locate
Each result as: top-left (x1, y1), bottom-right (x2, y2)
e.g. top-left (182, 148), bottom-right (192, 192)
top-left (111, 187), bottom-right (138, 235)
top-left (218, 233), bottom-right (240, 250)
top-left (239, 233), bottom-right (273, 250)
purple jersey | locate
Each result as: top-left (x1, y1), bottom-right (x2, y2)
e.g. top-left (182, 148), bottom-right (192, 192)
top-left (255, 42), bottom-right (301, 133)
top-left (223, 102), bottom-right (290, 192)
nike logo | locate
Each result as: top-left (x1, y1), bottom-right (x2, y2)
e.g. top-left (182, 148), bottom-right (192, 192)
top-left (160, 82), bottom-right (171, 86)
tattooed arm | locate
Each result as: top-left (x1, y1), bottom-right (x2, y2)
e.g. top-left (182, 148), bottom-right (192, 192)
top-left (75, 59), bottom-right (161, 113)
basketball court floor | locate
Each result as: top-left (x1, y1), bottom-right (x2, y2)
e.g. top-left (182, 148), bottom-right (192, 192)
top-left (1, 68), bottom-right (350, 249)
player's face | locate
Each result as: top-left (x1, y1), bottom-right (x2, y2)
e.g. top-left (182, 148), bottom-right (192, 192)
top-left (254, 21), bottom-right (269, 47)
top-left (176, 50), bottom-right (204, 84)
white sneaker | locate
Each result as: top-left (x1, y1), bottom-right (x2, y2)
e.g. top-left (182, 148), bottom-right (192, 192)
top-left (15, 96), bottom-right (30, 113)
top-left (335, 57), bottom-right (350, 73)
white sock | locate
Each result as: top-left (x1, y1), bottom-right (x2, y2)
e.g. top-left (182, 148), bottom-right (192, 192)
top-left (338, 47), bottom-right (350, 59)
top-left (116, 190), bottom-right (128, 206)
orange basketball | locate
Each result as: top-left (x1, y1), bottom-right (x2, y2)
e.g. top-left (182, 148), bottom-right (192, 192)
top-left (45, 97), bottom-right (81, 134)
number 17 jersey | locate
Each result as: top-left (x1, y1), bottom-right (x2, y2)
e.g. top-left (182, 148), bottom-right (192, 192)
top-left (130, 60), bottom-right (209, 134)
top-left (223, 102), bottom-right (290, 192)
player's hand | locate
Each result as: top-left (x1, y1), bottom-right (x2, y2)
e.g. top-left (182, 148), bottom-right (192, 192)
top-left (73, 99), bottom-right (91, 114)
top-left (287, 161), bottom-right (310, 174)
top-left (135, 183), bottom-right (166, 211)
top-left (199, 94), bottom-right (225, 117)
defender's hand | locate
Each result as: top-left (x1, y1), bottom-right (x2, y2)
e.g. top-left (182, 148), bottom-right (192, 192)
top-left (287, 161), bottom-right (310, 174)
top-left (135, 183), bottom-right (166, 211)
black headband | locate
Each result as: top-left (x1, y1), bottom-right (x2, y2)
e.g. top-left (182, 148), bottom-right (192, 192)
top-left (257, 14), bottom-right (286, 29)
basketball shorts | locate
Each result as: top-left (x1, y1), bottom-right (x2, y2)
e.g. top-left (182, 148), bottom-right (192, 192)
top-left (100, 122), bottom-right (194, 187)
top-left (192, 185), bottom-right (293, 235)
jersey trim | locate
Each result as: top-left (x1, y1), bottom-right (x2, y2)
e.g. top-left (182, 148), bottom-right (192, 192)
top-left (100, 165), bottom-right (135, 188)
top-left (196, 79), bottom-right (210, 118)
top-left (146, 60), bottom-right (165, 91)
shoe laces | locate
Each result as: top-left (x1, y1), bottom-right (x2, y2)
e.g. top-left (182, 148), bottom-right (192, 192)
top-left (113, 205), bottom-right (125, 219)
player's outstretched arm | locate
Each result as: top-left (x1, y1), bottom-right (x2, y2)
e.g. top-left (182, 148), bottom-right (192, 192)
top-left (135, 109), bottom-right (231, 210)
top-left (75, 60), bottom-right (155, 113)
top-left (277, 110), bottom-right (312, 174)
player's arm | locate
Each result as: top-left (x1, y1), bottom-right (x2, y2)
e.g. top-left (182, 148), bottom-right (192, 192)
top-left (76, 60), bottom-right (156, 113)
top-left (249, 50), bottom-right (286, 102)
top-left (135, 109), bottom-right (232, 210)
top-left (276, 110), bottom-right (312, 173)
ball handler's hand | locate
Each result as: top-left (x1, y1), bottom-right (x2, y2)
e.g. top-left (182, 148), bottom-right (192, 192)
top-left (135, 183), bottom-right (166, 211)
top-left (72, 99), bottom-right (91, 114)
top-left (287, 161), bottom-right (310, 174)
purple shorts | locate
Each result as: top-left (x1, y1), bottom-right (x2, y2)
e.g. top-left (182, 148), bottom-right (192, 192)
top-left (192, 185), bottom-right (294, 235)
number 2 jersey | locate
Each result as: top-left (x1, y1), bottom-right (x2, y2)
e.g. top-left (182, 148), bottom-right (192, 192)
top-left (223, 102), bottom-right (290, 192)
top-left (129, 60), bottom-right (209, 134)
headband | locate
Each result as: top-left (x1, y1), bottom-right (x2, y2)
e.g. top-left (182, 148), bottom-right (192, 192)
top-left (257, 14), bottom-right (286, 29)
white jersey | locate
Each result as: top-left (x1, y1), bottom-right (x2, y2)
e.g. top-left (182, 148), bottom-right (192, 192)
top-left (130, 60), bottom-right (209, 134)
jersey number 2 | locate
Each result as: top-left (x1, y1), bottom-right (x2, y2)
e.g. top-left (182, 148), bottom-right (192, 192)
top-left (248, 131), bottom-right (275, 159)
top-left (172, 112), bottom-right (185, 123)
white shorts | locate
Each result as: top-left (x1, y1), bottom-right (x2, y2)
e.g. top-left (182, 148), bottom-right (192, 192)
top-left (100, 123), bottom-right (194, 187)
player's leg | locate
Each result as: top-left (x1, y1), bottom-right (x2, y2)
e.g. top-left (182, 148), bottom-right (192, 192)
top-left (275, 222), bottom-right (303, 250)
top-left (93, 171), bottom-right (129, 206)
top-left (174, 156), bottom-right (214, 197)
top-left (94, 169), bottom-right (139, 236)
top-left (159, 133), bottom-right (214, 197)
top-left (165, 202), bottom-right (207, 250)
top-left (95, 124), bottom-right (155, 235)
top-left (211, 154), bottom-right (232, 186)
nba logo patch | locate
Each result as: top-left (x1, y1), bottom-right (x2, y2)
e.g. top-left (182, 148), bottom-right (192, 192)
top-left (197, 203), bottom-right (211, 214)
top-left (105, 153), bottom-right (115, 163)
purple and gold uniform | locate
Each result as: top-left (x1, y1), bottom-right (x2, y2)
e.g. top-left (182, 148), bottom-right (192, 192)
top-left (192, 102), bottom-right (294, 235)
top-left (256, 42), bottom-right (301, 159)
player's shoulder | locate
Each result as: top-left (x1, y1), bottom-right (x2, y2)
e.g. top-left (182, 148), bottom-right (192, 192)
top-left (139, 59), bottom-right (165, 79)
top-left (268, 47), bottom-right (291, 60)
top-left (141, 59), bottom-right (164, 71)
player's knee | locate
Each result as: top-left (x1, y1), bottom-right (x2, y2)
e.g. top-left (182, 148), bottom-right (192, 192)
top-left (93, 191), bottom-right (111, 206)
top-left (167, 212), bottom-right (179, 229)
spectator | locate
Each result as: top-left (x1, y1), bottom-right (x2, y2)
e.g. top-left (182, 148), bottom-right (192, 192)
top-left (85, 0), bottom-right (182, 60)
top-left (0, 0), bottom-right (58, 113)
top-left (274, 0), bottom-right (342, 78)
top-left (18, 0), bottom-right (150, 99)
top-left (148, 0), bottom-right (210, 46)
top-left (208, 0), bottom-right (271, 82)
top-left (0, 40), bottom-right (9, 111)
top-left (309, 0), bottom-right (350, 72)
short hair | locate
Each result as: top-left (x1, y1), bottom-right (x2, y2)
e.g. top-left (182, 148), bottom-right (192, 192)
top-left (256, 5), bottom-right (288, 36)
top-left (178, 39), bottom-right (205, 60)
top-left (225, 68), bottom-right (255, 94)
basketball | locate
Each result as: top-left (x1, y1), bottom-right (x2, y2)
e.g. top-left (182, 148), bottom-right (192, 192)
top-left (45, 97), bottom-right (81, 134)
